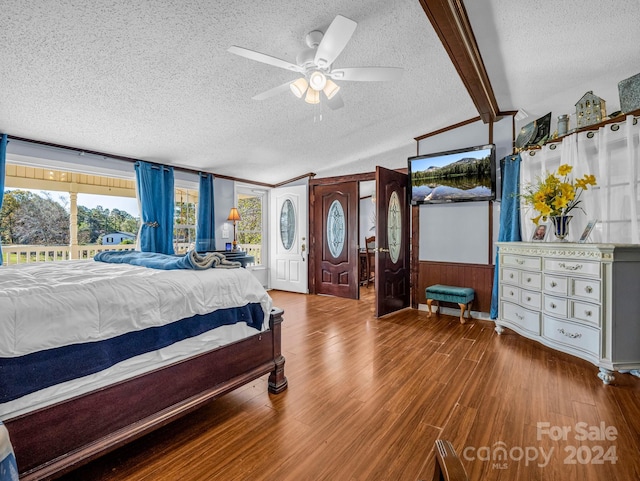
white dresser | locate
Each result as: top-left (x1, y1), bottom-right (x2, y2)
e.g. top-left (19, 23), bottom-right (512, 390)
top-left (496, 242), bottom-right (640, 384)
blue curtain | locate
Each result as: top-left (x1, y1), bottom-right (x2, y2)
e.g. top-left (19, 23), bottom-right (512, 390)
top-left (135, 161), bottom-right (175, 255)
top-left (196, 172), bottom-right (216, 252)
top-left (490, 153), bottom-right (522, 318)
top-left (0, 134), bottom-right (7, 266)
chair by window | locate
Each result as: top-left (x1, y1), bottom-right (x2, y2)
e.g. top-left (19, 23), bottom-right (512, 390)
top-left (365, 235), bottom-right (375, 287)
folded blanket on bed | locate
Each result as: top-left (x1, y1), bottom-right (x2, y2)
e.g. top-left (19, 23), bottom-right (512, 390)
top-left (94, 250), bottom-right (240, 270)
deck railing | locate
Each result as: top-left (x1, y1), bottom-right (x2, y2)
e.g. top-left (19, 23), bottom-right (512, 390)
top-left (1, 243), bottom-right (263, 266)
top-left (1, 244), bottom-right (135, 265)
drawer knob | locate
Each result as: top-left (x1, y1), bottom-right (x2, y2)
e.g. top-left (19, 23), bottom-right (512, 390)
top-left (510, 273), bottom-right (514, 278)
top-left (510, 291), bottom-right (514, 296)
top-left (515, 313), bottom-right (525, 320)
top-left (551, 281), bottom-right (557, 287)
top-left (550, 303), bottom-right (557, 309)
top-left (526, 277), bottom-right (531, 283)
top-left (558, 328), bottom-right (582, 339)
top-left (516, 259), bottom-right (525, 265)
top-left (585, 286), bottom-right (593, 294)
top-left (585, 310), bottom-right (592, 317)
top-left (526, 296), bottom-right (532, 301)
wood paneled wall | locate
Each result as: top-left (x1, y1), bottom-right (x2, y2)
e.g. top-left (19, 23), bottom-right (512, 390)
top-left (417, 261), bottom-right (494, 313)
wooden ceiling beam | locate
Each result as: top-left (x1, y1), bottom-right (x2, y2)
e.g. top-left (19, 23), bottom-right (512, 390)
top-left (419, 0), bottom-right (499, 123)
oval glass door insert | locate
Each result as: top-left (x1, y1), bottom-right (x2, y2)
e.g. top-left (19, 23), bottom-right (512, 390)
top-left (387, 191), bottom-right (401, 263)
top-left (327, 200), bottom-right (345, 258)
top-left (280, 199), bottom-right (296, 250)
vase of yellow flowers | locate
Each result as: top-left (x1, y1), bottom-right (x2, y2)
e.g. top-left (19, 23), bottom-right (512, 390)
top-left (521, 164), bottom-right (597, 241)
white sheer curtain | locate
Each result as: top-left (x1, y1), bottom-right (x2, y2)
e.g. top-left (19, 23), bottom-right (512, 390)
top-left (520, 114), bottom-right (640, 243)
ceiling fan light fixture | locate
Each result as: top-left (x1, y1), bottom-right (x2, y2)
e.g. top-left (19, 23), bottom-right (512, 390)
top-left (290, 77), bottom-right (308, 98)
top-left (309, 71), bottom-right (327, 91)
top-left (323, 79), bottom-right (340, 100)
top-left (304, 88), bottom-right (320, 104)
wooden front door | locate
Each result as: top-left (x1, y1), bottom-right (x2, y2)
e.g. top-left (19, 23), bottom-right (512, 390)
top-left (375, 166), bottom-right (410, 316)
top-left (312, 182), bottom-right (359, 299)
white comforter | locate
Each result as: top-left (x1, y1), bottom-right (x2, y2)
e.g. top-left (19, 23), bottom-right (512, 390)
top-left (0, 260), bottom-right (272, 357)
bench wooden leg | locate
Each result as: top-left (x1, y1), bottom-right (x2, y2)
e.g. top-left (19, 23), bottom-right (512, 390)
top-left (458, 303), bottom-right (467, 324)
top-left (427, 299), bottom-right (439, 317)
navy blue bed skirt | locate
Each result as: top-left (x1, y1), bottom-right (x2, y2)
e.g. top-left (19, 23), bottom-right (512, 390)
top-left (0, 303), bottom-right (265, 403)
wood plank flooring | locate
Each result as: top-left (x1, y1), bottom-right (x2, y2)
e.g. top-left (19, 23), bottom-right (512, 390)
top-left (60, 289), bottom-right (640, 480)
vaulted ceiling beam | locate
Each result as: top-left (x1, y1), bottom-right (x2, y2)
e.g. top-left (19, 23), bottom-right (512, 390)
top-left (419, 0), bottom-right (499, 123)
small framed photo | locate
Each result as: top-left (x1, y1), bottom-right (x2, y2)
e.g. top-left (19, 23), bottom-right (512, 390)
top-left (578, 219), bottom-right (598, 243)
top-left (531, 223), bottom-right (548, 241)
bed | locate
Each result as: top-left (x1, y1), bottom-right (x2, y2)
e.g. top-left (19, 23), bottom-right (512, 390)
top-left (0, 259), bottom-right (287, 480)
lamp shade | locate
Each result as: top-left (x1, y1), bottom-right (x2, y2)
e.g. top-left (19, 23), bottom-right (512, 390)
top-left (290, 77), bottom-right (308, 98)
top-left (323, 79), bottom-right (340, 100)
top-left (304, 88), bottom-right (320, 104)
top-left (227, 207), bottom-right (241, 222)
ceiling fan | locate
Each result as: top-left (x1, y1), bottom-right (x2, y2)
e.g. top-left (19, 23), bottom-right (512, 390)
top-left (228, 14), bottom-right (403, 110)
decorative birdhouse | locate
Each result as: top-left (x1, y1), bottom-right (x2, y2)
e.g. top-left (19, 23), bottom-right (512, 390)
top-left (575, 91), bottom-right (606, 128)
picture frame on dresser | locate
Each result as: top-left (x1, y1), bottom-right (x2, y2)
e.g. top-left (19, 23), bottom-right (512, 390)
top-left (531, 223), bottom-right (548, 241)
top-left (578, 219), bottom-right (598, 243)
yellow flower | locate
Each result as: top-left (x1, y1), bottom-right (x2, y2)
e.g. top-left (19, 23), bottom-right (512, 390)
top-left (535, 201), bottom-right (552, 217)
top-left (520, 164), bottom-right (596, 224)
top-left (558, 164), bottom-right (573, 176)
top-left (553, 195), bottom-right (570, 210)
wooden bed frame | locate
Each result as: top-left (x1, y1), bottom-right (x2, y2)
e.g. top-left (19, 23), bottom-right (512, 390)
top-left (4, 307), bottom-right (287, 481)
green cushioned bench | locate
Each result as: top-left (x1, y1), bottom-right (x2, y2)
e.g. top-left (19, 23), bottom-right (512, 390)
top-left (425, 284), bottom-right (475, 324)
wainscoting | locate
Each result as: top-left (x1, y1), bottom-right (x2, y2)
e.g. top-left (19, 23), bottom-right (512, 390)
top-left (417, 261), bottom-right (494, 314)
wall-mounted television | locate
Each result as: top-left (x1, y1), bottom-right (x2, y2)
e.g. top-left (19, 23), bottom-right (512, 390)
top-left (408, 144), bottom-right (496, 205)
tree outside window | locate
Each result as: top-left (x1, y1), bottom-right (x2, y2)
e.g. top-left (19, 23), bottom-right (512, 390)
top-left (237, 192), bottom-right (263, 264)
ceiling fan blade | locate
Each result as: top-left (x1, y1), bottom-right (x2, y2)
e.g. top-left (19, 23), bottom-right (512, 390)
top-left (330, 67), bottom-right (403, 82)
top-left (252, 81), bottom-right (293, 101)
top-left (314, 15), bottom-right (357, 68)
top-left (228, 46), bottom-right (303, 73)
top-left (326, 91), bottom-right (344, 110)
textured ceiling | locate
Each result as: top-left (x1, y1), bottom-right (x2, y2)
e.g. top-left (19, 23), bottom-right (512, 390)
top-left (467, 0), bottom-right (640, 127)
top-left (0, 1), bottom-right (638, 185)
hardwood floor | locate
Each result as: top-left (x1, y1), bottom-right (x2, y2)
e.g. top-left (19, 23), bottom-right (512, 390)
top-left (60, 289), bottom-right (640, 480)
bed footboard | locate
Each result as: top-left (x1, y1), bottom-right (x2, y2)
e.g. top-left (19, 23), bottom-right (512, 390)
top-left (5, 307), bottom-right (287, 481)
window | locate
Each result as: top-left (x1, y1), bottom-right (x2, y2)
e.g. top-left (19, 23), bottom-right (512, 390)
top-left (174, 187), bottom-right (198, 254)
top-left (236, 188), bottom-right (265, 265)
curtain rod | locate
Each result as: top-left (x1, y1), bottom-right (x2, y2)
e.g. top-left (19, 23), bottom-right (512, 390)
top-left (6, 134), bottom-right (205, 176)
top-left (6, 134), bottom-right (318, 188)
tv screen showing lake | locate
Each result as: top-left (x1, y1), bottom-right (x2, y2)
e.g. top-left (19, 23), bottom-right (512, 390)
top-left (410, 148), bottom-right (494, 203)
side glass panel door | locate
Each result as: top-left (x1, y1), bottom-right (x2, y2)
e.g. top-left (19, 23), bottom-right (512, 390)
top-left (312, 182), bottom-right (359, 299)
top-left (269, 184), bottom-right (308, 293)
top-left (375, 166), bottom-right (410, 316)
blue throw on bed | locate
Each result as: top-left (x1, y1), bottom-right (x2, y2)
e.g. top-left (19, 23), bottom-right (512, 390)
top-left (0, 303), bottom-right (264, 403)
top-left (94, 249), bottom-right (240, 270)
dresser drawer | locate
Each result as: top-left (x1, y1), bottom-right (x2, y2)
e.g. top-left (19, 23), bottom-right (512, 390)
top-left (544, 295), bottom-right (568, 317)
top-left (501, 284), bottom-right (520, 303)
top-left (501, 268), bottom-right (520, 286)
top-left (544, 258), bottom-right (600, 278)
top-left (571, 278), bottom-right (601, 303)
top-left (571, 300), bottom-right (601, 326)
top-left (503, 254), bottom-right (541, 270)
top-left (520, 271), bottom-right (542, 290)
top-left (543, 275), bottom-right (568, 295)
top-left (521, 290), bottom-right (542, 310)
top-left (543, 316), bottom-right (600, 358)
top-left (501, 301), bottom-right (541, 335)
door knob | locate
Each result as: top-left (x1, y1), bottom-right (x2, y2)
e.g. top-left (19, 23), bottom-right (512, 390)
top-left (379, 247), bottom-right (389, 253)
